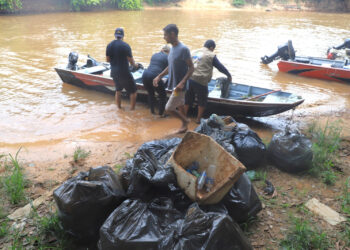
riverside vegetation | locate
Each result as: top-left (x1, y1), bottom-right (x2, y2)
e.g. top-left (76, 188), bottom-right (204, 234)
top-left (1, 0), bottom-right (350, 12)
top-left (0, 121), bottom-right (349, 248)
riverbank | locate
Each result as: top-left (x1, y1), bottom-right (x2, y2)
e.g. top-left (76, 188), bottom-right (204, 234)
top-left (0, 111), bottom-right (349, 248)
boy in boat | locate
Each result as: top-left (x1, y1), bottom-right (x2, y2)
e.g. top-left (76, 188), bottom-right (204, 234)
top-left (184, 40), bottom-right (232, 124)
top-left (106, 27), bottom-right (140, 110)
top-left (153, 24), bottom-right (194, 133)
top-left (142, 45), bottom-right (170, 116)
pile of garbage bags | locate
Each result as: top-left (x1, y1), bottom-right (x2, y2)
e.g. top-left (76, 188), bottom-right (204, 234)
top-left (195, 114), bottom-right (266, 169)
top-left (54, 116), bottom-right (263, 249)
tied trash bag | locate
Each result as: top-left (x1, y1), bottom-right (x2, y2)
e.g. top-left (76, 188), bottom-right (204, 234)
top-left (195, 114), bottom-right (236, 157)
top-left (221, 173), bottom-right (262, 223)
top-left (53, 166), bottom-right (125, 245)
top-left (267, 129), bottom-right (313, 173)
top-left (216, 77), bottom-right (231, 98)
top-left (232, 123), bottom-right (266, 169)
top-left (121, 138), bottom-right (181, 197)
top-left (160, 203), bottom-right (253, 250)
top-left (98, 198), bottom-right (183, 250)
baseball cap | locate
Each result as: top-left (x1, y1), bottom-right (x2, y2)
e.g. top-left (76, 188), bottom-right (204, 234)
top-left (114, 27), bottom-right (124, 38)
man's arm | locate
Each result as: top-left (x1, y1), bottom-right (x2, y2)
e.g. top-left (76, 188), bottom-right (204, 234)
top-left (175, 57), bottom-right (194, 91)
top-left (153, 66), bottom-right (169, 87)
top-left (127, 56), bottom-right (138, 68)
top-left (213, 56), bottom-right (232, 82)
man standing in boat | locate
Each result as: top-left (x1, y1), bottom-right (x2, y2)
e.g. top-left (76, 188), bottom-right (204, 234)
top-left (106, 27), bottom-right (140, 110)
top-left (184, 40), bottom-right (232, 124)
top-left (153, 24), bottom-right (194, 133)
top-left (142, 45), bottom-right (170, 116)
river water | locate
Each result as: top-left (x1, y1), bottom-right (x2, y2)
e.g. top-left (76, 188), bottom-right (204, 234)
top-left (1, 10), bottom-right (350, 147)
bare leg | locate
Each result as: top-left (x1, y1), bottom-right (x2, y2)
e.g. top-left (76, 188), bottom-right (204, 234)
top-left (115, 91), bottom-right (122, 109)
top-left (196, 106), bottom-right (205, 124)
top-left (168, 108), bottom-right (189, 133)
top-left (184, 104), bottom-right (189, 117)
top-left (130, 92), bottom-right (137, 110)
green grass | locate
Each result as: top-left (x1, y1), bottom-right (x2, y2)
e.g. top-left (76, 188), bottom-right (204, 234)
top-left (113, 164), bottom-right (123, 173)
top-left (341, 177), bottom-right (350, 216)
top-left (0, 219), bottom-right (9, 238)
top-left (2, 149), bottom-right (26, 204)
top-left (280, 216), bottom-right (331, 249)
top-left (307, 120), bottom-right (342, 185)
top-left (124, 152), bottom-right (133, 159)
top-left (73, 147), bottom-right (90, 162)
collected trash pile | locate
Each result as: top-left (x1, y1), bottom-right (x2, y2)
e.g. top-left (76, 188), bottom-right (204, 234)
top-left (53, 114), bottom-right (297, 249)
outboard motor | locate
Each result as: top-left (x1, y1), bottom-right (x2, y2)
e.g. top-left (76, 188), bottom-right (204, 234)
top-left (261, 40), bottom-right (295, 64)
top-left (327, 38), bottom-right (350, 60)
top-left (67, 52), bottom-right (79, 70)
top-left (333, 38), bottom-right (350, 50)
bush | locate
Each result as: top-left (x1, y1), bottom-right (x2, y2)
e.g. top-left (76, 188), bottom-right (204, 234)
top-left (232, 0), bottom-right (245, 7)
top-left (0, 0), bottom-right (22, 12)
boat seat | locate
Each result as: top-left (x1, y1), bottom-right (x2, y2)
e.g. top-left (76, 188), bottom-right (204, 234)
top-left (331, 61), bottom-right (345, 68)
top-left (296, 58), bottom-right (310, 64)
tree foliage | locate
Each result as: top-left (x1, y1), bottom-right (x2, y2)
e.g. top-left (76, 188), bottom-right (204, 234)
top-left (0, 0), bottom-right (22, 11)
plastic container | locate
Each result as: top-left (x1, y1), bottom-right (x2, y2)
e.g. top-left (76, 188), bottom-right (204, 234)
top-left (167, 131), bottom-right (246, 205)
top-left (197, 171), bottom-right (207, 190)
top-left (206, 164), bottom-right (217, 192)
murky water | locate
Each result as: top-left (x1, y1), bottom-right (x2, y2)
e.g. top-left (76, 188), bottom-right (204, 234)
top-left (1, 10), bottom-right (350, 146)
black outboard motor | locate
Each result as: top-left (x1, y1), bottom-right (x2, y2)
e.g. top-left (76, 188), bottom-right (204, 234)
top-left (67, 52), bottom-right (79, 70)
top-left (261, 40), bottom-right (295, 64)
top-left (333, 38), bottom-right (350, 50)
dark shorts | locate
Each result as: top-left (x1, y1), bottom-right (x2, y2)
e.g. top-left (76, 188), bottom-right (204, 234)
top-left (112, 73), bottom-right (137, 94)
top-left (185, 79), bottom-right (208, 107)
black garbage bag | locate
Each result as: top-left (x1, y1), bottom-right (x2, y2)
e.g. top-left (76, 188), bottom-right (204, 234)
top-left (98, 198), bottom-right (183, 250)
top-left (267, 129), bottom-right (313, 173)
top-left (232, 123), bottom-right (266, 169)
top-left (53, 166), bottom-right (125, 245)
top-left (216, 77), bottom-right (231, 98)
top-left (160, 203), bottom-right (253, 250)
top-left (195, 115), bottom-right (237, 157)
top-left (221, 173), bottom-right (262, 223)
top-left (120, 138), bottom-right (181, 197)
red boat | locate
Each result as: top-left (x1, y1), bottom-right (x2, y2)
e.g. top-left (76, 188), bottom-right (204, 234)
top-left (262, 40), bottom-right (350, 84)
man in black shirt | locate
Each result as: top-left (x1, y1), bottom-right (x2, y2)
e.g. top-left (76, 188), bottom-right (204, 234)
top-left (106, 27), bottom-right (139, 110)
top-left (142, 45), bottom-right (170, 116)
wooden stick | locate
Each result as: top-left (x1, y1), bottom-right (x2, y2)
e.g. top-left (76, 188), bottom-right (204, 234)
top-left (245, 89), bottom-right (281, 101)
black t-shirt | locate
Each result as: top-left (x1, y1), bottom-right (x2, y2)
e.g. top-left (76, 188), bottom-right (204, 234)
top-left (145, 52), bottom-right (168, 75)
top-left (106, 39), bottom-right (132, 77)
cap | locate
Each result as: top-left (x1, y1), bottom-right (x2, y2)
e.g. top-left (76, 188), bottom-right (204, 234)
top-left (114, 28), bottom-right (124, 38)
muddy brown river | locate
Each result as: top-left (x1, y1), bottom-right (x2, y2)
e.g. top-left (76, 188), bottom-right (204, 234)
top-left (1, 9), bottom-right (350, 149)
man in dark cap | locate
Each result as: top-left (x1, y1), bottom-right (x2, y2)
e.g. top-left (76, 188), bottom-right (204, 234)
top-left (106, 27), bottom-right (140, 110)
top-left (184, 39), bottom-right (232, 123)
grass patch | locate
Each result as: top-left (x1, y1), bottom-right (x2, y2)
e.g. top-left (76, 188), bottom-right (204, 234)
top-left (341, 177), bottom-right (350, 216)
top-left (2, 149), bottom-right (27, 204)
top-left (0, 219), bottom-right (9, 238)
top-left (28, 204), bottom-right (72, 248)
top-left (73, 147), bottom-right (90, 162)
top-left (280, 216), bottom-right (331, 249)
top-left (124, 152), bottom-right (133, 159)
top-left (307, 120), bottom-right (342, 185)
top-left (113, 164), bottom-right (123, 173)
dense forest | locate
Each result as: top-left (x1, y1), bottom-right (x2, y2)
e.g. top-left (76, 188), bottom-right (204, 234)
top-left (0, 0), bottom-right (349, 12)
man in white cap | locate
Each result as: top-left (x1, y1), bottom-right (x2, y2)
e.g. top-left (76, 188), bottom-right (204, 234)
top-left (106, 27), bottom-right (140, 110)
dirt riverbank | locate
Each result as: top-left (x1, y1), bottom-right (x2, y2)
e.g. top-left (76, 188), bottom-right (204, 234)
top-left (0, 109), bottom-right (349, 249)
